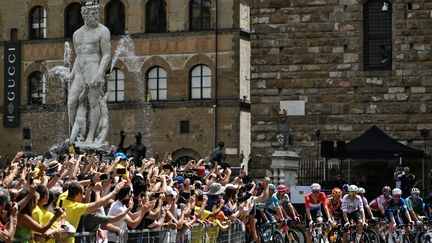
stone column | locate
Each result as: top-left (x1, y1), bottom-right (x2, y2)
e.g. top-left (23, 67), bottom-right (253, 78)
top-left (267, 150), bottom-right (300, 187)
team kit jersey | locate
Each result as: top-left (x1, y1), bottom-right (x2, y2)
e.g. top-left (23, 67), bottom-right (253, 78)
top-left (341, 195), bottom-right (363, 213)
top-left (385, 198), bottom-right (408, 214)
top-left (305, 192), bottom-right (328, 211)
top-left (406, 196), bottom-right (425, 215)
top-left (369, 195), bottom-right (391, 211)
top-left (327, 196), bottom-right (342, 215)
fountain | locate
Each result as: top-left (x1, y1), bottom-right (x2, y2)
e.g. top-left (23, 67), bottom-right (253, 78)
top-left (47, 1), bottom-right (152, 155)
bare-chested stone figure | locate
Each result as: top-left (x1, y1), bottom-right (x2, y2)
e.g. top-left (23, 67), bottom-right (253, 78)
top-left (67, 2), bottom-right (111, 144)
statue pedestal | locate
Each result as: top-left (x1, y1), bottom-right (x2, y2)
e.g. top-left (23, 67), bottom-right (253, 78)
top-left (267, 150), bottom-right (300, 186)
top-left (74, 141), bottom-right (111, 153)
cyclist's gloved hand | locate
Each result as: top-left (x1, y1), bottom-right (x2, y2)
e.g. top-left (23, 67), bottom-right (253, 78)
top-left (363, 222), bottom-right (368, 228)
top-left (371, 217), bottom-right (378, 221)
top-left (416, 220), bottom-right (422, 226)
top-left (308, 221), bottom-right (314, 227)
top-left (409, 220), bottom-right (415, 225)
top-left (281, 218), bottom-right (287, 223)
top-left (344, 222), bottom-right (350, 228)
top-left (294, 215), bottom-right (301, 222)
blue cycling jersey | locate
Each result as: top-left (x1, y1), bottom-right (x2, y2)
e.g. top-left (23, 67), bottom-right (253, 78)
top-left (406, 196), bottom-right (424, 211)
top-left (385, 198), bottom-right (408, 214)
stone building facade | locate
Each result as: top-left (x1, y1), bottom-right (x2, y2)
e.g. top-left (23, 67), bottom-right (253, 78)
top-left (251, 0), bottom-right (432, 180)
top-left (0, 0), bottom-right (251, 165)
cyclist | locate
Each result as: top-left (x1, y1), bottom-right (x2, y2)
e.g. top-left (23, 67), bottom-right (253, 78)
top-left (357, 187), bottom-right (376, 220)
top-left (341, 185), bottom-right (366, 242)
top-left (275, 184), bottom-right (300, 222)
top-left (305, 183), bottom-right (332, 243)
top-left (328, 187), bottom-right (343, 225)
top-left (424, 193), bottom-right (432, 220)
top-left (405, 187), bottom-right (425, 225)
top-left (385, 188), bottom-right (414, 234)
top-left (369, 186), bottom-right (392, 219)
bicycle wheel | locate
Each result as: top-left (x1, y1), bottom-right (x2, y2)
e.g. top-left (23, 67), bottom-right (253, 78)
top-left (292, 226), bottom-right (306, 242)
top-left (285, 229), bottom-right (301, 243)
top-left (361, 231), bottom-right (371, 243)
top-left (271, 230), bottom-right (284, 243)
top-left (318, 234), bottom-right (326, 243)
top-left (401, 234), bottom-right (410, 243)
top-left (366, 229), bottom-right (380, 243)
top-left (419, 232), bottom-right (432, 243)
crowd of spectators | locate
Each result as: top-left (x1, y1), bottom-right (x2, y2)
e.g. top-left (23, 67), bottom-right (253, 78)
top-left (0, 145), bottom-right (290, 243)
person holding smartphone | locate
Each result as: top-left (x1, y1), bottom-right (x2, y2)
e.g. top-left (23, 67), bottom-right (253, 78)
top-left (0, 189), bottom-right (18, 243)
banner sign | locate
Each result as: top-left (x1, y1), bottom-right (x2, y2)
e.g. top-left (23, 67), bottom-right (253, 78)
top-left (3, 42), bottom-right (21, 127)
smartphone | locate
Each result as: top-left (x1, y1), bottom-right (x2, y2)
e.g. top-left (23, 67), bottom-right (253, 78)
top-left (154, 192), bottom-right (161, 198)
top-left (162, 164), bottom-right (173, 170)
top-left (100, 174), bottom-right (109, 181)
top-left (190, 189), bottom-right (195, 196)
top-left (117, 168), bottom-right (126, 174)
top-left (183, 192), bottom-right (191, 200)
top-left (59, 200), bottom-right (63, 208)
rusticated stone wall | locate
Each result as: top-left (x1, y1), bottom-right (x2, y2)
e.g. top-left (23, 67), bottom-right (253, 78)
top-left (250, 0), bottom-right (432, 178)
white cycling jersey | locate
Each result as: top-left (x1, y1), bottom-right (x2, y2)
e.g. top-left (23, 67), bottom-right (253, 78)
top-left (342, 194), bottom-right (363, 213)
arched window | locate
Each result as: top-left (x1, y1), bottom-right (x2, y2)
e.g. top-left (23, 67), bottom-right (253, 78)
top-left (28, 71), bottom-right (45, 105)
top-left (190, 0), bottom-right (211, 30)
top-left (107, 68), bottom-right (125, 102)
top-left (190, 65), bottom-right (211, 99)
top-left (105, 0), bottom-right (126, 35)
top-left (147, 67), bottom-right (167, 101)
top-left (65, 3), bottom-right (84, 38)
top-left (146, 0), bottom-right (167, 33)
top-left (363, 0), bottom-right (392, 70)
top-left (29, 6), bottom-right (46, 39)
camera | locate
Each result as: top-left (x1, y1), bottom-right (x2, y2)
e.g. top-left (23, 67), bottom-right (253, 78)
top-left (116, 168), bottom-right (126, 175)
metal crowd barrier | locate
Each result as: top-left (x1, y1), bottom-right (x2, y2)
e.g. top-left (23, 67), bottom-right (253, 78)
top-left (74, 231), bottom-right (97, 243)
top-left (72, 222), bottom-right (246, 243)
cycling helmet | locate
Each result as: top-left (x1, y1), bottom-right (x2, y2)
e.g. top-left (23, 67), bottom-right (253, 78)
top-left (311, 183), bottom-right (321, 191)
top-left (357, 187), bottom-right (366, 194)
top-left (342, 184), bottom-right (349, 192)
top-left (382, 186), bottom-right (391, 193)
top-left (332, 188), bottom-right (342, 198)
top-left (268, 184), bottom-right (277, 190)
top-left (277, 185), bottom-right (289, 193)
top-left (348, 185), bottom-right (358, 192)
top-left (411, 188), bottom-right (420, 194)
top-left (392, 188), bottom-right (402, 196)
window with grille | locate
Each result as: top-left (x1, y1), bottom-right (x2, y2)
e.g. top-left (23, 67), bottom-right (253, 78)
top-left (29, 6), bottom-right (46, 39)
top-left (28, 71), bottom-right (45, 105)
top-left (190, 65), bottom-right (211, 99)
top-left (148, 67), bottom-right (167, 101)
top-left (363, 0), bottom-right (392, 70)
top-left (180, 121), bottom-right (190, 134)
top-left (105, 0), bottom-right (125, 35)
top-left (146, 0), bottom-right (167, 33)
top-left (190, 0), bottom-right (211, 30)
top-left (65, 3), bottom-right (84, 38)
top-left (107, 68), bottom-right (125, 102)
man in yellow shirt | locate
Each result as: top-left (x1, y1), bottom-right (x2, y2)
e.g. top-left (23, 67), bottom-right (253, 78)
top-left (60, 180), bottom-right (125, 242)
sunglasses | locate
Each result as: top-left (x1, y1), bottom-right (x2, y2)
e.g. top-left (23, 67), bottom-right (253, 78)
top-left (348, 192), bottom-right (357, 196)
top-left (393, 195), bottom-right (401, 198)
top-left (312, 190), bottom-right (320, 193)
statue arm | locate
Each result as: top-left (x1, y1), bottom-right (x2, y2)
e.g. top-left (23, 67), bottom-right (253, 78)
top-left (67, 33), bottom-right (78, 81)
top-left (98, 28), bottom-right (111, 78)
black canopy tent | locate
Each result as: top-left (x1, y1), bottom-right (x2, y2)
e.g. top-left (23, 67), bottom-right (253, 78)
top-left (341, 125), bottom-right (424, 189)
top-left (345, 125), bottom-right (424, 158)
